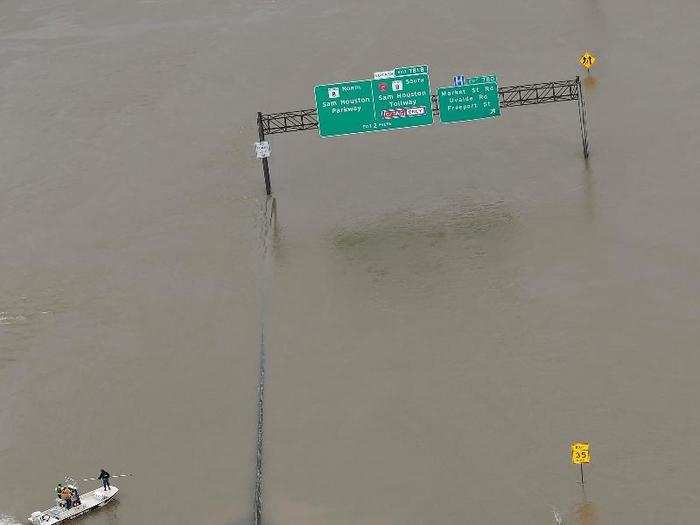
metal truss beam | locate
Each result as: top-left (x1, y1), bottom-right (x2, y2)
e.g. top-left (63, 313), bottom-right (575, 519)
top-left (262, 108), bottom-right (318, 135)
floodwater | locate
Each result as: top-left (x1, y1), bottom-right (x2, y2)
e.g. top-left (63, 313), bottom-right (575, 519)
top-left (2, 1), bottom-right (700, 523)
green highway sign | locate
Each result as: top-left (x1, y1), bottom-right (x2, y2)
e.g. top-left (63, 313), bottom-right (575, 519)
top-left (314, 79), bottom-right (374, 138)
top-left (314, 65), bottom-right (433, 138)
top-left (437, 74), bottom-right (501, 124)
top-left (371, 66), bottom-right (433, 132)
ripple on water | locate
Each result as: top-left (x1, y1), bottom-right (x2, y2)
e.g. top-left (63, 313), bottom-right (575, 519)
top-left (0, 513), bottom-right (23, 525)
top-left (0, 312), bottom-right (28, 326)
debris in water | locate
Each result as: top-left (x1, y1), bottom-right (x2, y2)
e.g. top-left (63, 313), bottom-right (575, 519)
top-left (549, 505), bottom-right (565, 525)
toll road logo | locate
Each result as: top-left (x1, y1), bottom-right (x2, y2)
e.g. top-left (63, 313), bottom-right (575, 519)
top-left (381, 106), bottom-right (425, 119)
top-left (327, 87), bottom-right (340, 99)
top-left (382, 108), bottom-right (406, 119)
top-left (392, 80), bottom-right (403, 92)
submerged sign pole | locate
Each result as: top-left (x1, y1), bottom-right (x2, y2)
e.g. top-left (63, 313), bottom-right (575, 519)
top-left (257, 111), bottom-right (272, 195)
top-left (576, 77), bottom-right (590, 159)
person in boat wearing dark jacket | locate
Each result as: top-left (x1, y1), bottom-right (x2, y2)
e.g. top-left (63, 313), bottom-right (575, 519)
top-left (98, 469), bottom-right (110, 491)
top-left (70, 486), bottom-right (81, 506)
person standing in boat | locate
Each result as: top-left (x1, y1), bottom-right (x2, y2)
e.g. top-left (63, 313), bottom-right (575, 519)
top-left (98, 469), bottom-right (111, 491)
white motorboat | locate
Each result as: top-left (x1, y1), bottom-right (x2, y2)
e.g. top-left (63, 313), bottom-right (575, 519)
top-left (28, 485), bottom-right (118, 524)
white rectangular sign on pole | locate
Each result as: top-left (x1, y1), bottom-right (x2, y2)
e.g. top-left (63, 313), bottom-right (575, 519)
top-left (255, 141), bottom-right (270, 158)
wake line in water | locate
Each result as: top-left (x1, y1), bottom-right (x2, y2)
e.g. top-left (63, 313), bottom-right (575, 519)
top-left (253, 196), bottom-right (276, 525)
top-left (549, 505), bottom-right (565, 524)
top-left (0, 513), bottom-right (22, 525)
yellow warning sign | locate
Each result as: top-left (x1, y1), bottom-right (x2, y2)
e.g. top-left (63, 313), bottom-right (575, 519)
top-left (579, 52), bottom-right (597, 70)
top-left (571, 442), bottom-right (591, 464)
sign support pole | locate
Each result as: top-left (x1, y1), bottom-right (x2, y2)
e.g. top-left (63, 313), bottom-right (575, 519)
top-left (580, 463), bottom-right (585, 485)
top-left (576, 76), bottom-right (590, 159)
top-left (257, 112), bottom-right (272, 195)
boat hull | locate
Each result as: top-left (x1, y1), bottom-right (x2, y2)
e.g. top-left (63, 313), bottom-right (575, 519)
top-left (29, 486), bottom-right (118, 524)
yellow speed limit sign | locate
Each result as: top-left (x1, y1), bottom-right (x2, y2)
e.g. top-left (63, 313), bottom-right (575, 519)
top-left (571, 442), bottom-right (591, 464)
top-left (579, 51), bottom-right (597, 70)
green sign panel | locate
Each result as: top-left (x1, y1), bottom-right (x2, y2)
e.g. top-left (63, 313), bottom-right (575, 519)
top-left (314, 79), bottom-right (374, 138)
top-left (437, 74), bottom-right (501, 124)
top-left (314, 65), bottom-right (433, 138)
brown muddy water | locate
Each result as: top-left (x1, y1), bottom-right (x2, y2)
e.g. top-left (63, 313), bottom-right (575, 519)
top-left (2, 1), bottom-right (700, 524)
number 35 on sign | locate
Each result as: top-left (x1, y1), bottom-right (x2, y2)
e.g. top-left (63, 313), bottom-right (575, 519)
top-left (571, 442), bottom-right (591, 464)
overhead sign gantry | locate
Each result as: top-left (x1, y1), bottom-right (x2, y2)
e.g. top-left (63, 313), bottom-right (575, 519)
top-left (255, 65), bottom-right (590, 195)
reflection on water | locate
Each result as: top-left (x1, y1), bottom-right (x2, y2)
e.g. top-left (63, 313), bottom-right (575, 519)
top-left (573, 499), bottom-right (599, 525)
top-left (331, 199), bottom-right (517, 299)
top-left (583, 75), bottom-right (598, 91)
top-left (334, 199), bottom-right (515, 253)
top-left (253, 196), bottom-right (277, 525)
